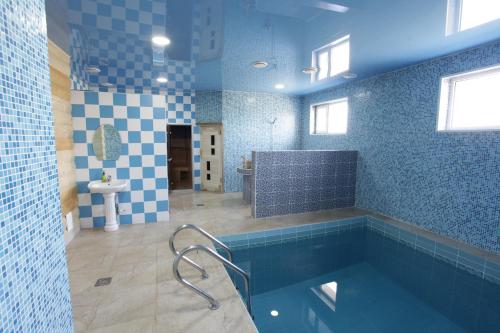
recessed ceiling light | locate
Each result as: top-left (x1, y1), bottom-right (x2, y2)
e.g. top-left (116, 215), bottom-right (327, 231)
top-left (270, 310), bottom-right (279, 317)
top-left (152, 36), bottom-right (171, 46)
top-left (85, 65), bottom-right (101, 74)
top-left (100, 82), bottom-right (114, 87)
top-left (343, 72), bottom-right (358, 79)
top-left (302, 66), bottom-right (318, 74)
top-left (274, 83), bottom-right (285, 90)
top-left (252, 60), bottom-right (269, 69)
top-left (157, 77), bottom-right (168, 83)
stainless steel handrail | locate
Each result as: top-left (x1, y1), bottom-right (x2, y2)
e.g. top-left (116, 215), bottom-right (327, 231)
top-left (173, 244), bottom-right (252, 315)
top-left (169, 224), bottom-right (233, 279)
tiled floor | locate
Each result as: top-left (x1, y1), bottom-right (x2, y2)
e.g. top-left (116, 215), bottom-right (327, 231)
top-left (67, 190), bottom-right (367, 332)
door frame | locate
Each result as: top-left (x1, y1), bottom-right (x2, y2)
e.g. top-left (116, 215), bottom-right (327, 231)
top-left (167, 124), bottom-right (193, 190)
top-left (199, 123), bottom-right (224, 192)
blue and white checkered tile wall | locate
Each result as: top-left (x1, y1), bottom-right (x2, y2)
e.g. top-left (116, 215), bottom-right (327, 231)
top-left (69, 28), bottom-right (89, 90)
top-left (68, 0), bottom-right (167, 37)
top-left (72, 91), bottom-right (168, 227)
top-left (0, 0), bottom-right (73, 331)
top-left (72, 90), bottom-right (200, 228)
top-left (166, 90), bottom-right (201, 190)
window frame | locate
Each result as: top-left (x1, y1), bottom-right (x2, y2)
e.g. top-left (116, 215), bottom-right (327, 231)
top-left (446, 0), bottom-right (500, 35)
top-left (312, 35), bottom-right (350, 82)
top-left (310, 98), bottom-right (349, 135)
top-left (437, 64), bottom-right (500, 132)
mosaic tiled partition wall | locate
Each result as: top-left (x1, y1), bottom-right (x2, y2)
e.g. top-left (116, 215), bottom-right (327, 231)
top-left (302, 40), bottom-right (500, 254)
top-left (252, 150), bottom-right (358, 218)
top-left (0, 0), bottom-right (73, 331)
top-left (72, 90), bottom-right (200, 228)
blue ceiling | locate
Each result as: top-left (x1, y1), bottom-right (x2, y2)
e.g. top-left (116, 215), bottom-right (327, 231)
top-left (48, 0), bottom-right (500, 95)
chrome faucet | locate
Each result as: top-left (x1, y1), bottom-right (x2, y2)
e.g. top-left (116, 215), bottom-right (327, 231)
top-left (107, 175), bottom-right (112, 182)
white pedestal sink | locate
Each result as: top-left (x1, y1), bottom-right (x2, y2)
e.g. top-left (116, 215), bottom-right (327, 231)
top-left (88, 180), bottom-right (129, 232)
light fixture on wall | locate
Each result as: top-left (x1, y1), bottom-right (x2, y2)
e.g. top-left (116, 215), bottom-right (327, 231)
top-left (85, 65), bottom-right (101, 74)
top-left (302, 66), bottom-right (319, 75)
top-left (274, 83), bottom-right (285, 89)
top-left (152, 35), bottom-right (171, 46)
top-left (252, 60), bottom-right (269, 69)
top-left (100, 82), bottom-right (114, 87)
top-left (343, 72), bottom-right (357, 79)
top-left (156, 76), bottom-right (168, 83)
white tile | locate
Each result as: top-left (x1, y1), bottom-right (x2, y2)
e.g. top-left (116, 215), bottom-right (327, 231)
top-left (131, 191), bottom-right (144, 202)
top-left (71, 90), bottom-right (84, 104)
top-left (143, 178), bottom-right (155, 190)
top-left (141, 132), bottom-right (153, 143)
top-left (152, 95), bottom-right (164, 107)
top-left (127, 94), bottom-right (140, 107)
top-left (129, 167), bottom-right (143, 179)
top-left (132, 213), bottom-right (145, 224)
top-left (140, 107), bottom-right (153, 119)
top-left (128, 119), bottom-right (141, 131)
top-left (156, 211), bottom-right (170, 222)
top-left (85, 105), bottom-right (99, 118)
top-left (92, 204), bottom-right (105, 217)
top-left (98, 92), bottom-right (113, 105)
top-left (128, 143), bottom-right (141, 155)
top-left (144, 201), bottom-right (156, 213)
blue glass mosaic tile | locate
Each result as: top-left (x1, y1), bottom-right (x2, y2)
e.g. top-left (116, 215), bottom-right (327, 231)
top-left (301, 41), bottom-right (500, 254)
top-left (0, 0), bottom-right (73, 330)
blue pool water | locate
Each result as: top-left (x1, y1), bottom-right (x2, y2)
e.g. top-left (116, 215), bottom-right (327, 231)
top-left (226, 226), bottom-right (500, 333)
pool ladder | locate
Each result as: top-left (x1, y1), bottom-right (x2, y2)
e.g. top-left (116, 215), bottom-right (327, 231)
top-left (169, 224), bottom-right (252, 315)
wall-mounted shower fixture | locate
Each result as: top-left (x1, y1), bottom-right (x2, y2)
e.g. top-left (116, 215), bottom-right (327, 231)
top-left (302, 66), bottom-right (319, 74)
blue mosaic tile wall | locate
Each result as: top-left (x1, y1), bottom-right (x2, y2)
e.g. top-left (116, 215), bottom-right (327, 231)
top-left (252, 150), bottom-right (357, 217)
top-left (195, 90), bottom-right (222, 123)
top-left (72, 90), bottom-right (200, 228)
top-left (221, 91), bottom-right (302, 192)
top-left (301, 40), bottom-right (500, 254)
top-left (0, 0), bottom-right (73, 331)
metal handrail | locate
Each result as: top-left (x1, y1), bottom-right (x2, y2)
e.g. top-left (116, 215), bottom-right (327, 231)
top-left (169, 224), bottom-right (233, 279)
top-left (173, 244), bottom-right (252, 315)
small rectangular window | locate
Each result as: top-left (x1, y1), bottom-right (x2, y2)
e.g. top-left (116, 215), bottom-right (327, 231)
top-left (312, 35), bottom-right (350, 81)
top-left (211, 135), bottom-right (215, 145)
top-left (446, 0), bottom-right (500, 35)
top-left (207, 161), bottom-right (211, 171)
top-left (211, 148), bottom-right (215, 155)
top-left (310, 98), bottom-right (349, 135)
top-left (438, 65), bottom-right (500, 131)
top-left (207, 173), bottom-right (211, 180)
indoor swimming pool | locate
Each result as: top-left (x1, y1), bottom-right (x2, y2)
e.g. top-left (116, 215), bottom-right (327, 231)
top-left (219, 217), bottom-right (500, 333)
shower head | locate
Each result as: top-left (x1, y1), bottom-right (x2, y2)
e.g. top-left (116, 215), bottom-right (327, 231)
top-left (269, 117), bottom-right (277, 125)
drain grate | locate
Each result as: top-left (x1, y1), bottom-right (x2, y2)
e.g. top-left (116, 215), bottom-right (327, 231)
top-left (95, 277), bottom-right (112, 287)
top-left (196, 203), bottom-right (205, 207)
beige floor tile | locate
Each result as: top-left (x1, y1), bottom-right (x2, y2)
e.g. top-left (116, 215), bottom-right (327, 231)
top-left (68, 190), bottom-right (367, 332)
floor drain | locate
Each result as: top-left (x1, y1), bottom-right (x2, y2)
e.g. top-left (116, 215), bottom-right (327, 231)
top-left (95, 277), bottom-right (112, 287)
top-left (196, 204), bottom-right (205, 207)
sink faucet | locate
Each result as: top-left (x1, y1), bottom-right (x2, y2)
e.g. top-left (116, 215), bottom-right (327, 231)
top-left (107, 175), bottom-right (112, 182)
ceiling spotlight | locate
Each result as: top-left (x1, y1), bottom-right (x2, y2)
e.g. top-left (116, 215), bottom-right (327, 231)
top-left (302, 66), bottom-right (318, 74)
top-left (270, 310), bottom-right (279, 317)
top-left (85, 65), bottom-right (101, 74)
top-left (343, 72), bottom-right (358, 79)
top-left (157, 77), bottom-right (168, 83)
top-left (252, 60), bottom-right (269, 69)
top-left (152, 35), bottom-right (171, 46)
top-left (274, 83), bottom-right (285, 90)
